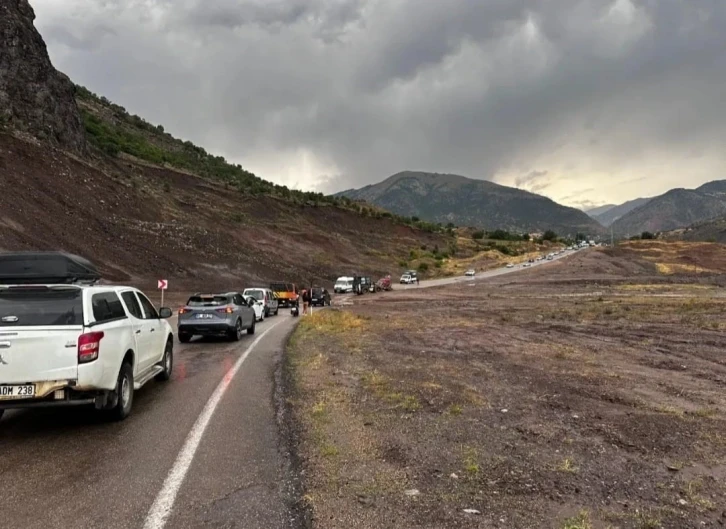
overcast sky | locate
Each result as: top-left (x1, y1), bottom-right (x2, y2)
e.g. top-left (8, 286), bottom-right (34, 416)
top-left (33, 0), bottom-right (726, 209)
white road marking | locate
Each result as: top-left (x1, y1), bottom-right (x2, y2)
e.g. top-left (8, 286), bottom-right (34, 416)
top-left (143, 320), bottom-right (284, 529)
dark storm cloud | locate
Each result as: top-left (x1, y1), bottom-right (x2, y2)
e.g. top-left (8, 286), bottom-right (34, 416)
top-left (32, 0), bottom-right (726, 205)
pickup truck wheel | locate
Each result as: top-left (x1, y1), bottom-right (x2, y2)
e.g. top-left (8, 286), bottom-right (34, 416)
top-left (109, 362), bottom-right (134, 421)
top-left (178, 332), bottom-right (192, 344)
top-left (155, 341), bottom-right (173, 382)
top-left (247, 318), bottom-right (256, 335)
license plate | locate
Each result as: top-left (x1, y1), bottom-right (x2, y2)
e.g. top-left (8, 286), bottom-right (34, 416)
top-left (0, 384), bottom-right (36, 400)
top-left (195, 313), bottom-right (214, 319)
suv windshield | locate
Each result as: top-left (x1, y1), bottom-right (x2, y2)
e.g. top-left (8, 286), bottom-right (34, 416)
top-left (187, 295), bottom-right (229, 307)
top-left (0, 286), bottom-right (83, 326)
top-left (244, 289), bottom-right (265, 301)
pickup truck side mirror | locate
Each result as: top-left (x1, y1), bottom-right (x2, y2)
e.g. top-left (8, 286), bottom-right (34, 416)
top-left (158, 307), bottom-right (172, 319)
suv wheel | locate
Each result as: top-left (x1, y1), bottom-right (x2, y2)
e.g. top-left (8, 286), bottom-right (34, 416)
top-left (156, 340), bottom-right (173, 381)
top-left (247, 317), bottom-right (256, 335)
top-left (0, 409), bottom-right (4, 421)
top-left (179, 332), bottom-right (191, 344)
top-left (109, 362), bottom-right (134, 421)
top-left (230, 320), bottom-right (242, 342)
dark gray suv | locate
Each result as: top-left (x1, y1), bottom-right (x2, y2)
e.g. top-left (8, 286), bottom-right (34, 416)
top-left (177, 292), bottom-right (255, 343)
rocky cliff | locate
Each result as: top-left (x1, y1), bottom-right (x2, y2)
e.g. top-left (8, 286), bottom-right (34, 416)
top-left (0, 0), bottom-right (86, 153)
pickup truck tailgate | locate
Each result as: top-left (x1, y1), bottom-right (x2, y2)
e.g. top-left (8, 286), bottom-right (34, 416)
top-left (0, 285), bottom-right (85, 385)
top-left (0, 327), bottom-right (82, 384)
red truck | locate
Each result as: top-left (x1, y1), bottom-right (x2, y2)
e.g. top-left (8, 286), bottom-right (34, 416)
top-left (270, 282), bottom-right (298, 308)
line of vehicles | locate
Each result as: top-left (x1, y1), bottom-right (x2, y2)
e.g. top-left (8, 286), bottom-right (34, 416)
top-left (333, 272), bottom-right (403, 295)
top-left (0, 252), bottom-right (336, 423)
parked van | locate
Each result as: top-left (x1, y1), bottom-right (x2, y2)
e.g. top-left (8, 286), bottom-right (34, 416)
top-left (334, 276), bottom-right (354, 294)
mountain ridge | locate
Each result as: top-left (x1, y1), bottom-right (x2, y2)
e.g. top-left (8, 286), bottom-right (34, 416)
top-left (611, 180), bottom-right (726, 236)
top-left (337, 171), bottom-right (605, 235)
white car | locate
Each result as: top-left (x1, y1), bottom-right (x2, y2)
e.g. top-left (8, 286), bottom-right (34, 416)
top-left (243, 287), bottom-right (279, 319)
top-left (465, 269), bottom-right (476, 277)
top-left (243, 295), bottom-right (265, 321)
top-left (0, 252), bottom-right (174, 422)
top-left (506, 263), bottom-right (514, 269)
top-left (400, 274), bottom-right (416, 284)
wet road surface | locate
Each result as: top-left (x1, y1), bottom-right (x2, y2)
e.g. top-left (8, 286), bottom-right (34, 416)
top-left (0, 312), bottom-right (300, 529)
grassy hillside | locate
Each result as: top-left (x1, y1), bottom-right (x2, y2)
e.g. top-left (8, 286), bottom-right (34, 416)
top-left (76, 86), bottom-right (449, 234)
top-left (0, 133), bottom-right (449, 290)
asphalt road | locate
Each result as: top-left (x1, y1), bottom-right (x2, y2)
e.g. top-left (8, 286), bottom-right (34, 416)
top-left (392, 247), bottom-right (578, 290)
top-left (0, 247), bottom-right (581, 529)
top-left (0, 311), bottom-right (301, 529)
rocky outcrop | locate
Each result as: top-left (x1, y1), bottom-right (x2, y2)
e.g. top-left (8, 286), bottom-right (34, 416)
top-left (0, 0), bottom-right (86, 154)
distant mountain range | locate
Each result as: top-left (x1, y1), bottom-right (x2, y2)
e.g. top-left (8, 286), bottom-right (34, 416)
top-left (586, 197), bottom-right (652, 227)
top-left (611, 180), bottom-right (726, 236)
top-left (336, 171), bottom-right (604, 235)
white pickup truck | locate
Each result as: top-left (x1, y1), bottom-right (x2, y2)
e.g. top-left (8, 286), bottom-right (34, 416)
top-left (0, 253), bottom-right (174, 422)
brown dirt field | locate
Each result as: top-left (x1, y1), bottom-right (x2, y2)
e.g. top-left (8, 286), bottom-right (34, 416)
top-left (287, 246), bottom-right (726, 529)
top-left (0, 133), bottom-right (447, 292)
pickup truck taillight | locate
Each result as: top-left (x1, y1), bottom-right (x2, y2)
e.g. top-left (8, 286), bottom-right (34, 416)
top-left (78, 331), bottom-right (104, 363)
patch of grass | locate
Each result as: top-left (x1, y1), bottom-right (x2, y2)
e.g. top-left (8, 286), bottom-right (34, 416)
top-left (557, 458), bottom-right (579, 473)
top-left (311, 400), bottom-right (328, 420)
top-left (448, 404), bottom-right (463, 416)
top-left (634, 511), bottom-right (662, 529)
top-left (562, 509), bottom-right (592, 529)
top-left (320, 443), bottom-right (340, 458)
top-left (656, 405), bottom-right (685, 418)
top-left (685, 480), bottom-right (715, 511)
top-left (463, 447), bottom-right (480, 476)
top-left (301, 310), bottom-right (364, 335)
top-left (689, 408), bottom-right (718, 418)
top-left (401, 395), bottom-right (421, 412)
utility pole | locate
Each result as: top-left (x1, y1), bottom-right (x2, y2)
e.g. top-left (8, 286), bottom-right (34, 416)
top-left (611, 225), bottom-right (614, 247)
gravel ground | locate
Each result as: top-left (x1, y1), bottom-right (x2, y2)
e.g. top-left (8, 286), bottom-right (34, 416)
top-left (286, 245), bottom-right (726, 529)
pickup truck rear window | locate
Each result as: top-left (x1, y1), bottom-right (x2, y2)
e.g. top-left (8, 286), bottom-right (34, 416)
top-left (0, 286), bottom-right (83, 326)
top-left (270, 283), bottom-right (292, 292)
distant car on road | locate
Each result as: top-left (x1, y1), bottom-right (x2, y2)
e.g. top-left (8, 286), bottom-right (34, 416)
top-left (400, 274), bottom-right (416, 284)
top-left (310, 287), bottom-right (331, 307)
top-left (506, 263), bottom-right (514, 269)
top-left (243, 287), bottom-right (279, 318)
top-left (465, 269), bottom-right (476, 277)
top-left (522, 262), bottom-right (532, 267)
top-left (178, 292), bottom-right (255, 343)
top-left (0, 252), bottom-right (174, 422)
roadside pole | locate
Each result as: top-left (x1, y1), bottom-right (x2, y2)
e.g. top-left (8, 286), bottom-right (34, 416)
top-left (158, 279), bottom-right (168, 308)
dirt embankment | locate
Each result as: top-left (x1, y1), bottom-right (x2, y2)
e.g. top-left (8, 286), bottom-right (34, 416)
top-left (0, 134), bottom-right (446, 292)
top-left (287, 246), bottom-right (726, 529)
